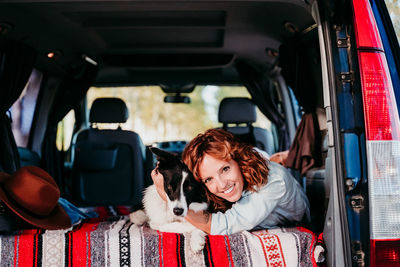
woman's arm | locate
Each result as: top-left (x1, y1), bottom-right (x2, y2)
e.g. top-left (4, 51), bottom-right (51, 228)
top-left (185, 178), bottom-right (283, 235)
top-left (185, 210), bottom-right (212, 234)
top-left (269, 150), bottom-right (289, 166)
top-left (210, 173), bottom-right (286, 235)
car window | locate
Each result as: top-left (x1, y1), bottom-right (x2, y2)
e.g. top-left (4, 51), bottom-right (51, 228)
top-left (56, 110), bottom-right (76, 152)
top-left (379, 0), bottom-right (400, 114)
top-left (10, 69), bottom-right (42, 148)
top-left (86, 85), bottom-right (272, 145)
top-left (385, 0), bottom-right (400, 44)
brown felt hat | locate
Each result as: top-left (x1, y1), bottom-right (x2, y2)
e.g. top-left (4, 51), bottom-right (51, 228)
top-left (0, 166), bottom-right (71, 230)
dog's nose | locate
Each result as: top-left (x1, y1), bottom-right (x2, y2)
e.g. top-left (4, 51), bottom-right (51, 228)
top-left (173, 207), bottom-right (184, 216)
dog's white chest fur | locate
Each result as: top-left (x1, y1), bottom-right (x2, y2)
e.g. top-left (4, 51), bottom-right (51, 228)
top-left (129, 185), bottom-right (207, 253)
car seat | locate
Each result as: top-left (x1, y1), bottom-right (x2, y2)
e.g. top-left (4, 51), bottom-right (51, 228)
top-left (218, 97), bottom-right (275, 155)
top-left (71, 97), bottom-right (146, 206)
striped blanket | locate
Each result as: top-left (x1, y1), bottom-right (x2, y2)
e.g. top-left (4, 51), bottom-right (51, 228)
top-left (0, 216), bottom-right (319, 267)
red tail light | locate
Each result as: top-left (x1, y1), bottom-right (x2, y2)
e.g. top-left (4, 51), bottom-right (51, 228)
top-left (352, 0), bottom-right (400, 266)
top-left (352, 0), bottom-right (383, 49)
top-left (358, 51), bottom-right (400, 141)
top-left (370, 240), bottom-right (400, 267)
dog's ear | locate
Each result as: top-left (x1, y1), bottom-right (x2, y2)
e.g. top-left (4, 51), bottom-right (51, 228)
top-left (149, 147), bottom-right (177, 161)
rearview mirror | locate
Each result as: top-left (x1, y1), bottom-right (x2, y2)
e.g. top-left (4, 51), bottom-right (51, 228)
top-left (160, 82), bottom-right (194, 104)
top-left (164, 95), bottom-right (191, 103)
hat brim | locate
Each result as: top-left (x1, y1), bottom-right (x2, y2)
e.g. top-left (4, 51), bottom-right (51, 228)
top-left (0, 184), bottom-right (71, 230)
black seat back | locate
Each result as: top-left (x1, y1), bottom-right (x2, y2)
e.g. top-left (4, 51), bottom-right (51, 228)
top-left (218, 97), bottom-right (275, 155)
top-left (71, 98), bottom-right (146, 206)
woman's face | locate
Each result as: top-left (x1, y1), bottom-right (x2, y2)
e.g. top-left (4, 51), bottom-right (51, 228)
top-left (198, 153), bottom-right (244, 202)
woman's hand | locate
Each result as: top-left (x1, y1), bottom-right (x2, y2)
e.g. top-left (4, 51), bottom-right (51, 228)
top-left (185, 209), bottom-right (211, 234)
top-left (151, 165), bottom-right (167, 201)
top-left (269, 150), bottom-right (289, 166)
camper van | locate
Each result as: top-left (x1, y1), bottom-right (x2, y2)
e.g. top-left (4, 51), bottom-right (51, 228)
top-left (0, 0), bottom-right (399, 266)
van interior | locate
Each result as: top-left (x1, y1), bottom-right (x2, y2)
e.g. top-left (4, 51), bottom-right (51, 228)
top-left (0, 0), bottom-right (375, 266)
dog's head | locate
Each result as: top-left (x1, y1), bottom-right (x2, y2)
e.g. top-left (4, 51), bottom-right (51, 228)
top-left (150, 147), bottom-right (208, 217)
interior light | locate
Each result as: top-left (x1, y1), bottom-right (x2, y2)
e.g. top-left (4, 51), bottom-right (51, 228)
top-left (283, 21), bottom-right (299, 33)
top-left (82, 54), bottom-right (98, 66)
top-left (46, 50), bottom-right (62, 59)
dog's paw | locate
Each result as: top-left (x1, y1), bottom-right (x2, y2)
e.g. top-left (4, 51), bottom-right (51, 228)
top-left (129, 210), bottom-right (148, 225)
top-left (190, 229), bottom-right (207, 253)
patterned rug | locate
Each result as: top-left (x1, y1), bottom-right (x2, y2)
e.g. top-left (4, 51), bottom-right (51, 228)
top-left (0, 216), bottom-right (319, 267)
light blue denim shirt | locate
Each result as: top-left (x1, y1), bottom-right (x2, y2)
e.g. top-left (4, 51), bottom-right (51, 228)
top-left (210, 160), bottom-right (310, 235)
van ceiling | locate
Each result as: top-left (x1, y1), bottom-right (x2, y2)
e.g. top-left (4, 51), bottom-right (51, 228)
top-left (0, 1), bottom-right (315, 85)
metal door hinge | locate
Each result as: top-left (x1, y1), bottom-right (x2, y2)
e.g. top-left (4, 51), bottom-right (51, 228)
top-left (337, 37), bottom-right (350, 48)
top-left (349, 195), bottom-right (364, 211)
top-left (352, 241), bottom-right (365, 267)
top-left (339, 72), bottom-right (353, 83)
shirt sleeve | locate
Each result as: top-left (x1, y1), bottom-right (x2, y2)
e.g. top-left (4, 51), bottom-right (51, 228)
top-left (210, 175), bottom-right (286, 235)
top-left (253, 147), bottom-right (270, 159)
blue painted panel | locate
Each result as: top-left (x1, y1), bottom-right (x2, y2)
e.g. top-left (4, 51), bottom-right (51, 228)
top-left (338, 90), bottom-right (356, 130)
top-left (343, 133), bottom-right (361, 186)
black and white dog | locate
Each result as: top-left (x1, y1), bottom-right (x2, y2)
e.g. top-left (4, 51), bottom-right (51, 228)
top-left (129, 147), bottom-right (209, 252)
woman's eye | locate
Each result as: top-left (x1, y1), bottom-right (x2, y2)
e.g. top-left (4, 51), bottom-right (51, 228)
top-left (204, 177), bottom-right (212, 184)
top-left (222, 166), bottom-right (230, 172)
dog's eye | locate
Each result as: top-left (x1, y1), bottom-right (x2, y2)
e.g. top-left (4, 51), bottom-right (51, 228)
top-left (186, 185), bottom-right (193, 191)
top-left (167, 185), bottom-right (173, 192)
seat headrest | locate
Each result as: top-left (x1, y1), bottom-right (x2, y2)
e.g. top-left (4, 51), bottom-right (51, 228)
top-left (89, 98), bottom-right (129, 123)
top-left (218, 97), bottom-right (257, 124)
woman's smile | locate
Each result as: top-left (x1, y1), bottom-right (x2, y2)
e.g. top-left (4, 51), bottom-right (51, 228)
top-left (223, 185), bottom-right (235, 194)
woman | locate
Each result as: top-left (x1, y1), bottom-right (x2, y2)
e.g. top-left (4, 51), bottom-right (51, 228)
top-left (151, 129), bottom-right (310, 235)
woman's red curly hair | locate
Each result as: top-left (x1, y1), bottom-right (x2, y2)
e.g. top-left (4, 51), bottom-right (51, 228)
top-left (182, 128), bottom-right (269, 212)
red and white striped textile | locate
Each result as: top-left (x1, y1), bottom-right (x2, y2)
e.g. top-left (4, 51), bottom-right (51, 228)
top-left (0, 216), bottom-right (320, 267)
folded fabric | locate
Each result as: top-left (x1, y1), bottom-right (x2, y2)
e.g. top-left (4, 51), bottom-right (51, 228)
top-left (57, 198), bottom-right (98, 225)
